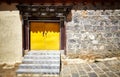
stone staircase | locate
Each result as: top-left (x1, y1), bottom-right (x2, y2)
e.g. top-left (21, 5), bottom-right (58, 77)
top-left (16, 50), bottom-right (62, 77)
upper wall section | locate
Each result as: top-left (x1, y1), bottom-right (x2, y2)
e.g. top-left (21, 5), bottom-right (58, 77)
top-left (0, 0), bottom-right (120, 11)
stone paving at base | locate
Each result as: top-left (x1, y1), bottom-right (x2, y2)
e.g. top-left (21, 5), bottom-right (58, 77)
top-left (0, 59), bottom-right (120, 77)
top-left (60, 59), bottom-right (120, 77)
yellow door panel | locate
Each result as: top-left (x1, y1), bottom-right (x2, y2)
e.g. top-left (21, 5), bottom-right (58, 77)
top-left (30, 22), bottom-right (60, 50)
top-left (45, 31), bottom-right (60, 50)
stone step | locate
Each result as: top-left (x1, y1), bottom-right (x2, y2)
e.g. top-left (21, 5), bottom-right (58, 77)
top-left (19, 64), bottom-right (59, 68)
top-left (30, 50), bottom-right (63, 52)
top-left (23, 59), bottom-right (60, 62)
top-left (16, 69), bottom-right (60, 74)
top-left (27, 51), bottom-right (61, 55)
top-left (16, 51), bottom-right (61, 75)
top-left (17, 74), bottom-right (59, 77)
top-left (23, 60), bottom-right (60, 64)
top-left (24, 55), bottom-right (60, 59)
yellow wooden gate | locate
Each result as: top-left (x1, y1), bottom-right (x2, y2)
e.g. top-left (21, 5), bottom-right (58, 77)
top-left (30, 22), bottom-right (60, 50)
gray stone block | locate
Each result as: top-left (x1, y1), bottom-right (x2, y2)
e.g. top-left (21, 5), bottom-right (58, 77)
top-left (72, 73), bottom-right (79, 77)
top-left (109, 16), bottom-right (120, 21)
top-left (73, 13), bottom-right (79, 23)
top-left (93, 68), bottom-right (104, 74)
top-left (102, 10), bottom-right (113, 15)
top-left (104, 20), bottom-right (112, 26)
top-left (105, 46), bottom-right (113, 51)
top-left (111, 26), bottom-right (118, 32)
top-left (84, 25), bottom-right (93, 31)
top-left (99, 74), bottom-right (108, 77)
top-left (89, 63), bottom-right (98, 69)
top-left (83, 20), bottom-right (91, 25)
top-left (81, 43), bottom-right (88, 49)
top-left (104, 33), bottom-right (112, 37)
top-left (115, 72), bottom-right (120, 76)
top-left (87, 10), bottom-right (95, 15)
top-left (74, 25), bottom-right (81, 30)
top-left (113, 10), bottom-right (120, 15)
top-left (66, 26), bottom-right (73, 30)
top-left (83, 65), bottom-right (93, 72)
top-left (96, 26), bottom-right (104, 31)
top-left (113, 38), bottom-right (120, 43)
top-left (105, 26), bottom-right (111, 32)
top-left (116, 32), bottom-right (120, 37)
top-left (67, 33), bottom-right (74, 39)
top-left (119, 26), bottom-right (120, 30)
top-left (68, 39), bottom-right (76, 43)
top-left (111, 20), bottom-right (119, 26)
top-left (67, 49), bottom-right (76, 54)
top-left (67, 44), bottom-right (73, 49)
top-left (88, 72), bottom-right (97, 77)
top-left (92, 26), bottom-right (98, 31)
top-left (79, 71), bottom-right (87, 76)
top-left (92, 40), bottom-right (99, 44)
top-left (106, 72), bottom-right (118, 77)
top-left (91, 21), bottom-right (101, 26)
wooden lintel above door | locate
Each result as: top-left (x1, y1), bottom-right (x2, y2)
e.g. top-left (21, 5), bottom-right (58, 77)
top-left (16, 4), bottom-right (72, 21)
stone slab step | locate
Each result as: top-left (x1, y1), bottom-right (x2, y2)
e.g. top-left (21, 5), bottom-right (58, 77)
top-left (16, 69), bottom-right (60, 74)
top-left (17, 74), bottom-right (59, 77)
top-left (23, 59), bottom-right (60, 62)
top-left (30, 50), bottom-right (63, 52)
top-left (19, 66), bottom-right (59, 69)
top-left (24, 55), bottom-right (60, 59)
top-left (23, 60), bottom-right (60, 64)
top-left (27, 51), bottom-right (60, 55)
top-left (19, 64), bottom-right (59, 68)
top-left (16, 51), bottom-right (61, 75)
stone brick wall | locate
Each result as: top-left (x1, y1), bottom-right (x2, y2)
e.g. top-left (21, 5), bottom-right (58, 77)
top-left (66, 10), bottom-right (120, 55)
top-left (0, 11), bottom-right (22, 64)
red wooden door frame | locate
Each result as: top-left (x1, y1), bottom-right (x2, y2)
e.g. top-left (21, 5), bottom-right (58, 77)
top-left (22, 17), bottom-right (66, 55)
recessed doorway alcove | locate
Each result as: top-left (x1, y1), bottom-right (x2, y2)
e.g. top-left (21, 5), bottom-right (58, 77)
top-left (17, 4), bottom-right (72, 55)
top-left (30, 21), bottom-right (60, 50)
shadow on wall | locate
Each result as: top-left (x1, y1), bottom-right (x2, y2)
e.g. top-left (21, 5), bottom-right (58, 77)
top-left (0, 2), bottom-right (17, 11)
top-left (66, 2), bottom-right (120, 21)
top-left (0, 1), bottom-right (120, 11)
top-left (72, 2), bottom-right (120, 10)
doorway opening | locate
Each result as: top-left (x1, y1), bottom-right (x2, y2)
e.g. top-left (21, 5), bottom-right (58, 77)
top-left (17, 4), bottom-right (72, 55)
top-left (30, 22), bottom-right (60, 50)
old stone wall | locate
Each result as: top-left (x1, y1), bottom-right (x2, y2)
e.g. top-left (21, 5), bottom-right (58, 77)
top-left (0, 11), bottom-right (22, 64)
top-left (66, 10), bottom-right (120, 56)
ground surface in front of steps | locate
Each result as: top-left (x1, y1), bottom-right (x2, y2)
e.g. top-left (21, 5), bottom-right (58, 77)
top-left (0, 59), bottom-right (120, 77)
